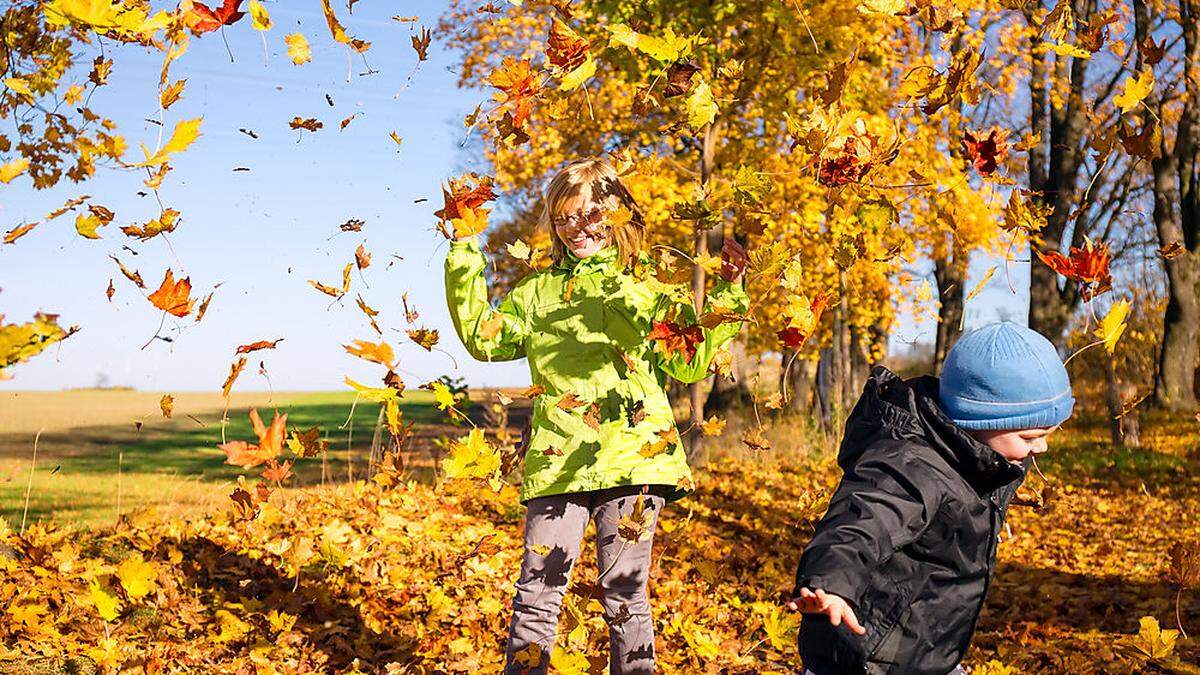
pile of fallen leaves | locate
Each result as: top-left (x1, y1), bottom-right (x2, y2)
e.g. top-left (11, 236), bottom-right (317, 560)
top-left (1, 446), bottom-right (1197, 673)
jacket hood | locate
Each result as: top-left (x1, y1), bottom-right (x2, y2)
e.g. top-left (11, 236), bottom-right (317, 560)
top-left (838, 365), bottom-right (1025, 494)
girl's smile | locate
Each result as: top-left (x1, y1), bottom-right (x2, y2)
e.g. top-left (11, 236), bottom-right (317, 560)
top-left (553, 205), bottom-right (611, 257)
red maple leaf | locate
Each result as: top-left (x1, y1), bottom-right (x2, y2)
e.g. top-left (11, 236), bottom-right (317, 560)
top-left (647, 320), bottom-right (704, 363)
top-left (961, 127), bottom-right (1010, 177)
top-left (184, 0), bottom-right (246, 35)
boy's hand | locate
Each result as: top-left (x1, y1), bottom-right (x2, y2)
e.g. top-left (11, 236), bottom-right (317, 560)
top-left (719, 238), bottom-right (748, 284)
top-left (786, 587), bottom-right (866, 635)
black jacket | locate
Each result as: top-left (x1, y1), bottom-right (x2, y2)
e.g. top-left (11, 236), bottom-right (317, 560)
top-left (794, 365), bottom-right (1027, 675)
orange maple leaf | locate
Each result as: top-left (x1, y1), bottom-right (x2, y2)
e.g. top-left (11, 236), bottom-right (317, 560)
top-left (147, 270), bottom-right (195, 317)
top-left (434, 174), bottom-right (497, 224)
top-left (1036, 237), bottom-right (1113, 299)
top-left (219, 407), bottom-right (287, 469)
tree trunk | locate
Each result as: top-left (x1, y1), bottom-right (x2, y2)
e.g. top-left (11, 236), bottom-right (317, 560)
top-left (815, 346), bottom-right (834, 434)
top-left (1023, 0), bottom-right (1093, 347)
top-left (1158, 254), bottom-right (1200, 410)
top-left (933, 255), bottom-right (966, 372)
top-left (1135, 0), bottom-right (1200, 410)
top-left (782, 350), bottom-right (817, 417)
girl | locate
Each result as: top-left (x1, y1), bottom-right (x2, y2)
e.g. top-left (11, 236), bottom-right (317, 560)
top-left (444, 156), bottom-right (749, 674)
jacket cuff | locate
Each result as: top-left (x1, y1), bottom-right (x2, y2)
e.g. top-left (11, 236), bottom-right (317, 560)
top-left (794, 572), bottom-right (866, 610)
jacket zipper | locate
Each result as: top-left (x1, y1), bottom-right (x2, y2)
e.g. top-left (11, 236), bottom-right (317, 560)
top-left (962, 495), bottom-right (1001, 654)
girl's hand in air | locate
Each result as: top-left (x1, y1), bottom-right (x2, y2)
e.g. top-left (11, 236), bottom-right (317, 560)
top-left (785, 587), bottom-right (866, 635)
top-left (719, 238), bottom-right (748, 284)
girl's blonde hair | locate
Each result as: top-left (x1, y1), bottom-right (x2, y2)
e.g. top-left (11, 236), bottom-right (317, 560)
top-left (539, 157), bottom-right (646, 269)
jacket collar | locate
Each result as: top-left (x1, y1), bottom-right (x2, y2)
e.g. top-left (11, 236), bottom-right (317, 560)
top-left (554, 244), bottom-right (621, 275)
top-left (839, 365), bottom-right (1025, 494)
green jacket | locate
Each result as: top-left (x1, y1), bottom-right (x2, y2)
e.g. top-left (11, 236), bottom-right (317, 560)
top-left (444, 237), bottom-right (749, 504)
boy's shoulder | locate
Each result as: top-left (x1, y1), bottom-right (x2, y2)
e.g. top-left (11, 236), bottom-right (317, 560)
top-left (841, 432), bottom-right (971, 508)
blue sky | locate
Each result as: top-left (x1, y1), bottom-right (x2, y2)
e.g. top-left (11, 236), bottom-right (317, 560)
top-left (1, 0), bottom-right (1027, 392)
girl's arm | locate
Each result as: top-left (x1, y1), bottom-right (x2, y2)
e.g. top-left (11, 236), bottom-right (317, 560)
top-left (652, 277), bottom-right (750, 384)
top-left (444, 236), bottom-right (529, 362)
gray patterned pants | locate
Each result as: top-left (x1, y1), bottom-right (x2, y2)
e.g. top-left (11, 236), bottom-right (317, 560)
top-left (502, 484), bottom-right (667, 674)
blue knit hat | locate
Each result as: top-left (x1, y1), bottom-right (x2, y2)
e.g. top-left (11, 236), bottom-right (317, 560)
top-left (938, 321), bottom-right (1075, 430)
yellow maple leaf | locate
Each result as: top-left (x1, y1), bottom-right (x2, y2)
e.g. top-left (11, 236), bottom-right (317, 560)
top-left (559, 56), bottom-right (596, 92)
top-left (4, 77), bottom-right (31, 97)
top-left (285, 32), bottom-right (311, 65)
top-left (135, 117), bottom-right (202, 167)
top-left (607, 23), bottom-right (700, 62)
top-left (1094, 299), bottom-right (1131, 354)
top-left (686, 80), bottom-right (718, 130)
top-left (699, 414), bottom-right (726, 436)
top-left (549, 649), bottom-right (590, 675)
top-left (442, 428), bottom-right (500, 482)
top-left (0, 157), bottom-right (30, 184)
top-left (214, 609), bottom-right (252, 643)
top-left (116, 553), bottom-right (157, 600)
top-left (1121, 615), bottom-right (1178, 660)
top-left (43, 0), bottom-right (120, 30)
top-left (1113, 68), bottom-right (1154, 113)
top-left (88, 578), bottom-right (121, 621)
top-left (75, 213), bottom-right (103, 239)
top-left (86, 637), bottom-right (122, 670)
top-left (248, 0), bottom-right (271, 30)
top-left (344, 376), bottom-right (398, 403)
top-left (431, 381), bottom-right (457, 410)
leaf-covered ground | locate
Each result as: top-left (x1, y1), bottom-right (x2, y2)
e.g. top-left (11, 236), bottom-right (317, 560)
top-left (1, 412), bottom-right (1198, 673)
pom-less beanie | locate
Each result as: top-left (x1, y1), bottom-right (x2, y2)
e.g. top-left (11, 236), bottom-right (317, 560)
top-left (938, 321), bottom-right (1075, 431)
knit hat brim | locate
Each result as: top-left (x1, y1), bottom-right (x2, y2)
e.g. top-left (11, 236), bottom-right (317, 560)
top-left (946, 387), bottom-right (1075, 431)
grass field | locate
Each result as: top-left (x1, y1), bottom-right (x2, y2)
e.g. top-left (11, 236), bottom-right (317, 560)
top-left (0, 388), bottom-right (489, 527)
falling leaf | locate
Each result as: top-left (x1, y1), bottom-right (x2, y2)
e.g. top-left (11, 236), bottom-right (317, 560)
top-left (1094, 299), bottom-right (1130, 353)
top-left (285, 33), bottom-right (311, 65)
top-left (134, 117), bottom-right (202, 168)
top-left (0, 157), bottom-right (30, 184)
top-left (147, 270), bottom-right (195, 317)
top-left (648, 320), bottom-right (704, 363)
top-left (617, 494), bottom-right (649, 543)
top-left (699, 415), bottom-right (726, 436)
top-left (235, 338), bottom-right (283, 354)
top-left (222, 356), bottom-right (247, 399)
top-left (343, 339), bottom-right (395, 366)
top-left (1113, 68), bottom-right (1154, 113)
top-left (961, 127), bottom-right (1010, 176)
top-left (159, 394), bottom-right (173, 418)
top-left (407, 328), bottom-right (439, 351)
top-left (182, 0), bottom-right (246, 34)
top-left (411, 26), bottom-right (431, 60)
top-left (247, 0), bottom-right (271, 30)
top-left (965, 266), bottom-right (997, 302)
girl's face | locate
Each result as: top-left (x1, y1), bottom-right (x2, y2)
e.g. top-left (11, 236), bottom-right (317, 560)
top-left (970, 424), bottom-right (1060, 465)
top-left (552, 199), bottom-right (612, 258)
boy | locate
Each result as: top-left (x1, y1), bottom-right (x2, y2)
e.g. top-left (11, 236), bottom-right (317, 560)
top-left (787, 321), bottom-right (1074, 675)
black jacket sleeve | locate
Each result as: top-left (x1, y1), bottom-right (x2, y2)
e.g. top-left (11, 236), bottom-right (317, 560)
top-left (794, 444), bottom-right (946, 607)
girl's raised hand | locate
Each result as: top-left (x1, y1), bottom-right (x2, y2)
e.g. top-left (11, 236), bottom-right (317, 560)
top-left (719, 238), bottom-right (748, 284)
top-left (785, 587), bottom-right (866, 635)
